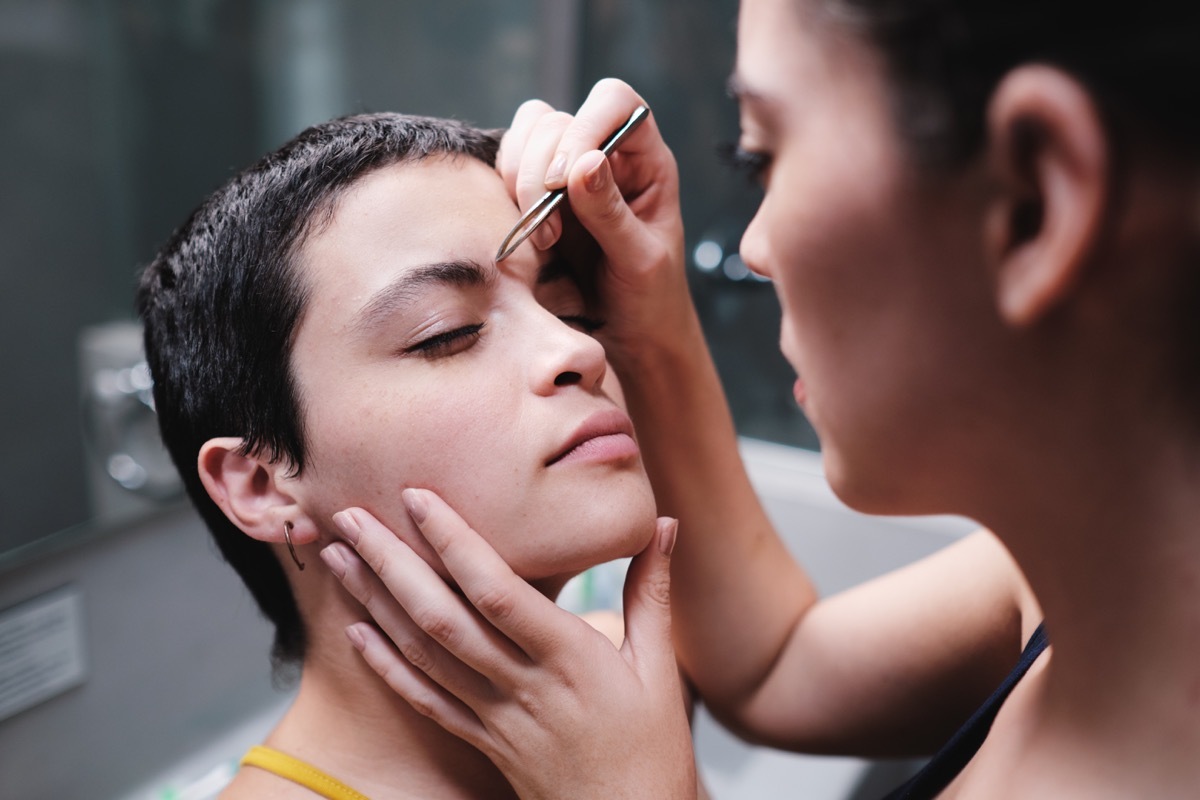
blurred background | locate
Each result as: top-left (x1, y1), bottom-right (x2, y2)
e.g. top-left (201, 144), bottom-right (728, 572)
top-left (0, 2), bottom-right (956, 797)
top-left (0, 0), bottom-right (812, 570)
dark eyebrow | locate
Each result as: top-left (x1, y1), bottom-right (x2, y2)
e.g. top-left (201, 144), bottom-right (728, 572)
top-left (352, 258), bottom-right (494, 336)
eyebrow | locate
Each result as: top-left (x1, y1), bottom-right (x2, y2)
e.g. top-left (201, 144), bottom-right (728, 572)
top-left (726, 74), bottom-right (769, 107)
top-left (352, 258), bottom-right (494, 336)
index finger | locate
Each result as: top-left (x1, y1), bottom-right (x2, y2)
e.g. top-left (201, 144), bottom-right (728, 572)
top-left (496, 98), bottom-right (556, 200)
top-left (543, 78), bottom-right (656, 189)
top-left (402, 488), bottom-right (585, 662)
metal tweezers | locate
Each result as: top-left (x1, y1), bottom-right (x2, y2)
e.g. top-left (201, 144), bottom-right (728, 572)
top-left (495, 104), bottom-right (651, 262)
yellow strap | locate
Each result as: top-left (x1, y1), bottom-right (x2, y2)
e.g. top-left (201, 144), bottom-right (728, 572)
top-left (241, 745), bottom-right (372, 800)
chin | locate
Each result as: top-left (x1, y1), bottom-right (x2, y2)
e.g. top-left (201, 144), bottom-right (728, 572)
top-left (515, 480), bottom-right (657, 584)
top-left (824, 444), bottom-right (949, 518)
top-left (599, 477), bottom-right (659, 555)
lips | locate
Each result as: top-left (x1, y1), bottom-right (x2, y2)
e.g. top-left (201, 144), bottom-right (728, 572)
top-left (546, 409), bottom-right (639, 466)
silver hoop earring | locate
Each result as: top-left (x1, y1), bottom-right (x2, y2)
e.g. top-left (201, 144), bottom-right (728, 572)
top-left (283, 521), bottom-right (305, 571)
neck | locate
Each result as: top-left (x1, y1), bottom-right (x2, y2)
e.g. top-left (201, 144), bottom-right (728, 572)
top-left (974, 407), bottom-right (1200, 755)
top-left (263, 596), bottom-right (519, 800)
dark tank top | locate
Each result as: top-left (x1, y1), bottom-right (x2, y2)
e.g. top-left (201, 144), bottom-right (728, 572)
top-left (881, 623), bottom-right (1049, 800)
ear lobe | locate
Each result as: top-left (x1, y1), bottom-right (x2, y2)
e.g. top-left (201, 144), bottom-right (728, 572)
top-left (197, 437), bottom-right (312, 546)
top-left (983, 66), bottom-right (1109, 327)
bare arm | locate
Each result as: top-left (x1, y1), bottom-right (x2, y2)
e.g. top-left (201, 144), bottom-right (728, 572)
top-left (327, 81), bottom-right (1043, 796)
top-left (731, 530), bottom-right (1039, 755)
top-left (545, 80), bottom-right (1040, 756)
top-left (609, 265), bottom-right (1038, 754)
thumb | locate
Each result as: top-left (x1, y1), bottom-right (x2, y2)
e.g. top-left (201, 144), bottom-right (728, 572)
top-left (566, 150), bottom-right (660, 272)
top-left (621, 517), bottom-right (678, 664)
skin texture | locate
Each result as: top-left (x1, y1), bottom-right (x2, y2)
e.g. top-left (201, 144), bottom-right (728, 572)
top-left (200, 157), bottom-right (658, 589)
top-left (199, 157), bottom-right (671, 798)
top-left (330, 1), bottom-right (1200, 797)
top-left (732, 1), bottom-right (1002, 514)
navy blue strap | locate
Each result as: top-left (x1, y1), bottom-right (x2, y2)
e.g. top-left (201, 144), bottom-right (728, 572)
top-left (881, 623), bottom-right (1048, 800)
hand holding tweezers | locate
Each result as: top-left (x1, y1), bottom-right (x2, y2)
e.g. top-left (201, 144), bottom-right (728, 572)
top-left (495, 104), bottom-right (651, 262)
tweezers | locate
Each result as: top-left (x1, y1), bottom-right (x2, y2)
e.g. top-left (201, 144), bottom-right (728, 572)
top-left (495, 104), bottom-right (651, 262)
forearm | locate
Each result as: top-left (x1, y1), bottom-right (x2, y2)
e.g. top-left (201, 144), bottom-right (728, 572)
top-left (609, 310), bottom-right (818, 716)
top-left (715, 531), bottom-right (1035, 755)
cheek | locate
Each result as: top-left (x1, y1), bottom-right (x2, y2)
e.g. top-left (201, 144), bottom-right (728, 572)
top-left (304, 377), bottom-right (521, 515)
top-left (766, 153), bottom-right (916, 342)
top-left (296, 362), bottom-right (655, 583)
top-left (599, 365), bottom-right (628, 410)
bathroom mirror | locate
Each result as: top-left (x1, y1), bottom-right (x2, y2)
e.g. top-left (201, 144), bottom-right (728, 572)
top-left (2, 0), bottom-right (814, 572)
top-left (0, 0), bottom-right (567, 571)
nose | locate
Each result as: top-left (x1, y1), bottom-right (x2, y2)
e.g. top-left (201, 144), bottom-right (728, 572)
top-left (531, 310), bottom-right (609, 396)
top-left (739, 205), bottom-right (773, 280)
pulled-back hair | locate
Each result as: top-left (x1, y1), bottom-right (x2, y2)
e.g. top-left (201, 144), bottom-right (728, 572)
top-left (817, 1), bottom-right (1200, 165)
top-left (813, 2), bottom-right (1200, 399)
top-left (137, 113), bottom-right (500, 673)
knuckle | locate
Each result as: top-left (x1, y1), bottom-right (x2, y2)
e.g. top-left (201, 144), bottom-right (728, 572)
top-left (541, 109), bottom-right (574, 130)
top-left (516, 169), bottom-right (548, 204)
top-left (361, 546), bottom-right (394, 582)
top-left (405, 690), bottom-right (437, 720)
top-left (592, 76), bottom-right (633, 99)
top-left (428, 527), bottom-right (461, 562)
top-left (496, 140), bottom-right (518, 178)
top-left (472, 581), bottom-right (518, 624)
top-left (593, 191), bottom-right (627, 225)
top-left (398, 636), bottom-right (439, 675)
top-left (413, 606), bottom-right (457, 646)
top-left (511, 683), bottom-right (547, 720)
top-left (646, 571), bottom-right (672, 608)
top-left (531, 110), bottom-right (573, 147)
top-left (515, 98), bottom-right (554, 119)
top-left (353, 580), bottom-right (378, 609)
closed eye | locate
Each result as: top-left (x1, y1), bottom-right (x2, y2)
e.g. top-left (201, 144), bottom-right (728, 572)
top-left (557, 314), bottom-right (606, 335)
top-left (404, 322), bottom-right (485, 359)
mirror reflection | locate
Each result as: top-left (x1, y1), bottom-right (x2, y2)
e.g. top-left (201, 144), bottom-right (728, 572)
top-left (1, 0), bottom-right (813, 569)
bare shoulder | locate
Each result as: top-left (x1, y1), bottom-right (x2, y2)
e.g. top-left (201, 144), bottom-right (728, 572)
top-left (959, 529), bottom-right (1042, 640)
top-left (219, 767), bottom-right (294, 799)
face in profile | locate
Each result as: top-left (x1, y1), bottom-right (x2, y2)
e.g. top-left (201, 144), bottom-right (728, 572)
top-left (283, 156), bottom-right (657, 593)
top-left (733, 0), bottom-right (998, 513)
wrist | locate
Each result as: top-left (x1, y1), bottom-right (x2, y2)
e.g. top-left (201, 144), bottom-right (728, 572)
top-left (605, 299), bottom-right (707, 374)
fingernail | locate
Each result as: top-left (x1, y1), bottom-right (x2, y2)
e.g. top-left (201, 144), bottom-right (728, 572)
top-left (533, 215), bottom-right (559, 250)
top-left (584, 155), bottom-right (607, 193)
top-left (320, 543), bottom-right (347, 577)
top-left (402, 488), bottom-right (428, 524)
top-left (659, 518), bottom-right (678, 556)
top-left (345, 624), bottom-right (366, 652)
top-left (545, 153), bottom-right (567, 186)
top-left (332, 510), bottom-right (360, 545)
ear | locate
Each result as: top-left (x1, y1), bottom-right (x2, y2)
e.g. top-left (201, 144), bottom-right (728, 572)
top-left (197, 437), bottom-right (317, 549)
top-left (982, 65), bottom-right (1109, 327)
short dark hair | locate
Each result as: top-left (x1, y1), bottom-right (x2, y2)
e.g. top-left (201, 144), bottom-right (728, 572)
top-left (137, 113), bottom-right (500, 672)
top-left (816, 1), bottom-right (1200, 166)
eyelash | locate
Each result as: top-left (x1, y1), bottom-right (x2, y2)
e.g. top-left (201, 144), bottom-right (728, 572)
top-left (717, 141), bottom-right (772, 183)
top-left (404, 313), bottom-right (603, 360)
top-left (406, 323), bottom-right (485, 358)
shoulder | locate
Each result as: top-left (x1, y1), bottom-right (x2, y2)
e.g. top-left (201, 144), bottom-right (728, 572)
top-left (219, 767), bottom-right (294, 799)
top-left (968, 529), bottom-right (1042, 642)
